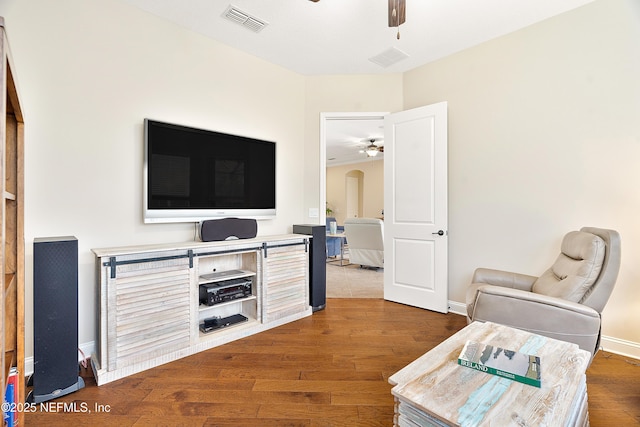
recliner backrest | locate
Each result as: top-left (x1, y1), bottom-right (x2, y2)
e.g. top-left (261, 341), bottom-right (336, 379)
top-left (532, 231), bottom-right (605, 303)
top-left (532, 227), bottom-right (620, 312)
top-left (578, 227), bottom-right (621, 312)
top-left (344, 218), bottom-right (384, 250)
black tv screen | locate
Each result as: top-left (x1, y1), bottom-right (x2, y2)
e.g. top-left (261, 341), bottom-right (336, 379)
top-left (144, 119), bottom-right (276, 223)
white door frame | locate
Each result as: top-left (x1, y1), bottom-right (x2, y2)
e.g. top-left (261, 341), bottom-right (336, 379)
top-left (319, 112), bottom-right (389, 225)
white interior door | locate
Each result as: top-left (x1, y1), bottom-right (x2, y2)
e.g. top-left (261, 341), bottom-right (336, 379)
top-left (383, 102), bottom-right (448, 313)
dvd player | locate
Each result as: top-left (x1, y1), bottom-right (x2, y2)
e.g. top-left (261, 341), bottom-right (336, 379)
top-left (199, 314), bottom-right (248, 333)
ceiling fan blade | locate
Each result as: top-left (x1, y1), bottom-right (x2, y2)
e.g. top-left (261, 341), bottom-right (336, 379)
top-left (388, 0), bottom-right (406, 27)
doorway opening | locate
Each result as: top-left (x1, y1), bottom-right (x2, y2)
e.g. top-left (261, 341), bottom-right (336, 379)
top-left (319, 112), bottom-right (388, 226)
top-left (320, 112), bottom-right (388, 299)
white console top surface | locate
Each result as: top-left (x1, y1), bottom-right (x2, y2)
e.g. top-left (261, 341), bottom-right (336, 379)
top-left (92, 233), bottom-right (308, 258)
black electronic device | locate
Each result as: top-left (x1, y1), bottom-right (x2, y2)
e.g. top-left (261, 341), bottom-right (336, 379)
top-left (200, 217), bottom-right (257, 242)
top-left (144, 119), bottom-right (276, 223)
top-left (28, 237), bottom-right (85, 404)
top-left (199, 314), bottom-right (248, 333)
top-left (293, 224), bottom-right (327, 311)
top-left (199, 277), bottom-right (252, 306)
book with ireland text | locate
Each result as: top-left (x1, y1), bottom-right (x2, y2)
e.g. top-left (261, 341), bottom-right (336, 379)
top-left (458, 340), bottom-right (541, 388)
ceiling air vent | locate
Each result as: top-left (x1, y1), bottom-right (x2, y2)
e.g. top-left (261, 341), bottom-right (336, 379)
top-left (368, 47), bottom-right (409, 68)
top-left (222, 5), bottom-right (268, 33)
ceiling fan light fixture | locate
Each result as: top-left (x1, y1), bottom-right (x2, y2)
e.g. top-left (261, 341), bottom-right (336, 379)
top-left (365, 144), bottom-right (379, 157)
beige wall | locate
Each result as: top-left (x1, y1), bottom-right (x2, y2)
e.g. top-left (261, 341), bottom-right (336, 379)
top-left (326, 159), bottom-right (384, 225)
top-left (0, 0), bottom-right (306, 360)
top-left (403, 0), bottom-right (640, 349)
top-left (302, 75), bottom-right (403, 224)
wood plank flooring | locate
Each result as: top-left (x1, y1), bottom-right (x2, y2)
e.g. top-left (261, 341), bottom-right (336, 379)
top-left (24, 299), bottom-right (640, 426)
top-left (325, 263), bottom-right (383, 298)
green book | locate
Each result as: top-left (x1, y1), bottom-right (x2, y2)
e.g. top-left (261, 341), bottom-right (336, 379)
top-left (458, 340), bottom-right (541, 388)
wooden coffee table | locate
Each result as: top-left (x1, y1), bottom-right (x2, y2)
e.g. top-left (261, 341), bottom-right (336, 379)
top-left (389, 321), bottom-right (591, 426)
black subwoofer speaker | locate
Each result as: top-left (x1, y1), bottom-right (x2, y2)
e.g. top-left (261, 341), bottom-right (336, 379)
top-left (292, 224), bottom-right (326, 312)
top-left (28, 236), bottom-right (84, 403)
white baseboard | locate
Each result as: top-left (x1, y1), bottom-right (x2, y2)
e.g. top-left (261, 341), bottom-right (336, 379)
top-left (24, 341), bottom-right (95, 377)
top-left (600, 335), bottom-right (640, 360)
top-left (448, 300), bottom-right (467, 317)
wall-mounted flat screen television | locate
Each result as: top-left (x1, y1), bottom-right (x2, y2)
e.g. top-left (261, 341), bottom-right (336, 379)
top-left (144, 119), bottom-right (276, 223)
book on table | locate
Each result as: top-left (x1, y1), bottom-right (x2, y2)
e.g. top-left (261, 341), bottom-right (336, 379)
top-left (458, 340), bottom-right (541, 388)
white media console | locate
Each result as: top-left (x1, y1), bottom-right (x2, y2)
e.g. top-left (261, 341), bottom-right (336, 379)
top-left (91, 234), bottom-right (311, 385)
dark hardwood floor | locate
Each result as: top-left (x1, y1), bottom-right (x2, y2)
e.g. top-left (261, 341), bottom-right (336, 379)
top-left (24, 299), bottom-right (640, 426)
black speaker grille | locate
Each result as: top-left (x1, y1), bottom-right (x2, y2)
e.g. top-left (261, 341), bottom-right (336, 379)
top-left (33, 237), bottom-right (79, 394)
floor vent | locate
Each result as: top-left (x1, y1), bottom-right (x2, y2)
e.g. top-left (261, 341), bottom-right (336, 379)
top-left (222, 5), bottom-right (268, 33)
top-left (369, 47), bottom-right (409, 68)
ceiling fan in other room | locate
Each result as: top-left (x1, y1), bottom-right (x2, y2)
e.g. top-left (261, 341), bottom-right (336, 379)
top-left (361, 139), bottom-right (384, 158)
top-left (309, 0), bottom-right (406, 39)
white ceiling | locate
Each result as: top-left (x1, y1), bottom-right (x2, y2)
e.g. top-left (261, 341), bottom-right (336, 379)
top-left (122, 0), bottom-right (594, 163)
top-left (325, 117), bottom-right (386, 166)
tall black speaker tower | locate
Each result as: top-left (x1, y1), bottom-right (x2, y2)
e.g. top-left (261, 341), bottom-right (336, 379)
top-left (28, 236), bottom-right (84, 403)
top-left (293, 224), bottom-right (326, 311)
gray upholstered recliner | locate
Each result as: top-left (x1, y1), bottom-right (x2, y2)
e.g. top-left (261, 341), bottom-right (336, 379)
top-left (344, 218), bottom-right (384, 268)
top-left (466, 227), bottom-right (621, 361)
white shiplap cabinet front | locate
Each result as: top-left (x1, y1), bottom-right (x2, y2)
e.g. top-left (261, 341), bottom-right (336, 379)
top-left (92, 235), bottom-right (312, 385)
top-left (262, 244), bottom-right (309, 324)
top-left (106, 257), bottom-right (192, 371)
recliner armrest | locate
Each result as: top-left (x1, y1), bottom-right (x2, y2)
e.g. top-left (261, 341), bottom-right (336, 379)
top-left (474, 285), bottom-right (600, 318)
top-left (472, 268), bottom-right (537, 291)
top-left (465, 269), bottom-right (536, 320)
top-left (470, 284), bottom-right (601, 355)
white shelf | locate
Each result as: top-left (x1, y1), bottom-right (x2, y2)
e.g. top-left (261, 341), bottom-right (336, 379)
top-left (198, 295), bottom-right (257, 314)
top-left (198, 269), bottom-right (255, 284)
